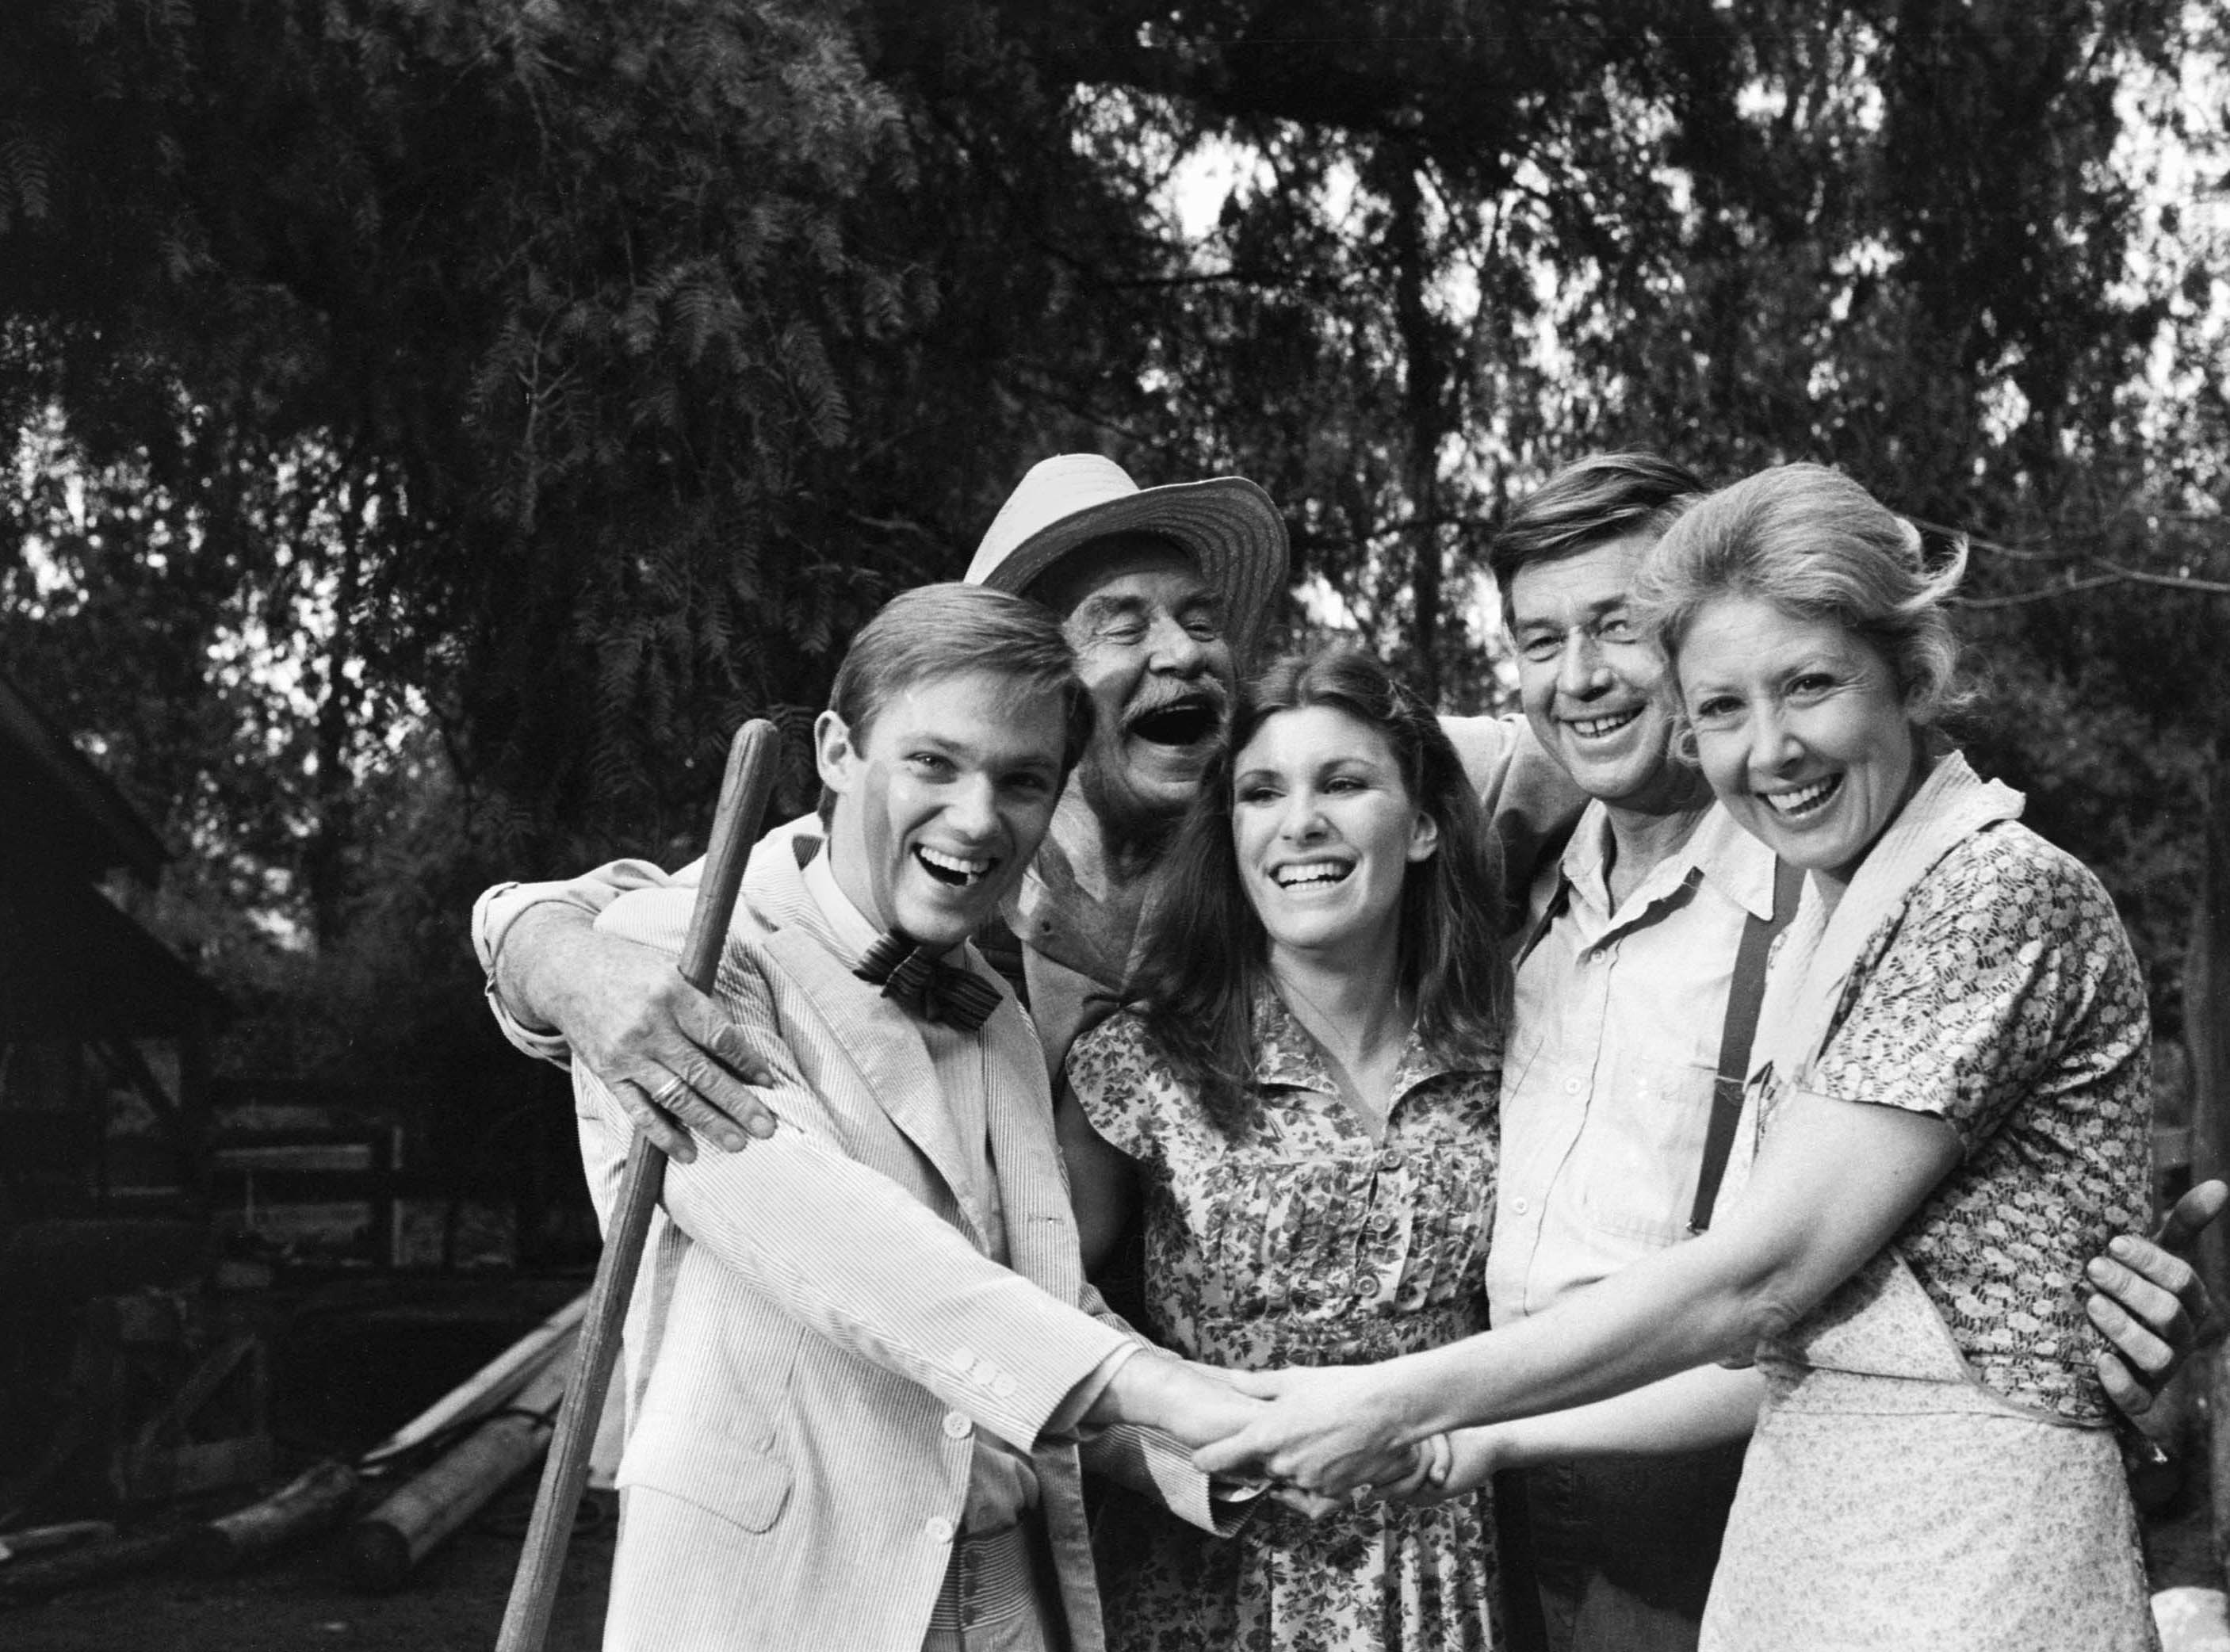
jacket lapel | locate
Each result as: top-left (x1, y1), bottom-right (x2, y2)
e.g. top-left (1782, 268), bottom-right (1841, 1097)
top-left (759, 925), bottom-right (994, 1246)
top-left (734, 816), bottom-right (1077, 1283)
top-left (734, 825), bottom-right (1000, 1245)
top-left (980, 993), bottom-right (1082, 1302)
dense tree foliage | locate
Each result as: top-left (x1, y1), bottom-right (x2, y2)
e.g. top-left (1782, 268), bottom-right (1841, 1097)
top-left (0, 0), bottom-right (2224, 1113)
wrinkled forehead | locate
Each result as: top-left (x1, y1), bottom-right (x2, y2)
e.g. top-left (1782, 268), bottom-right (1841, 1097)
top-left (1023, 531), bottom-right (1207, 619)
top-left (1506, 531), bottom-right (1659, 628)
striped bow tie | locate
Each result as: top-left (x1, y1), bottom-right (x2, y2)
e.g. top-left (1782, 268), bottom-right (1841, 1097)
top-left (853, 932), bottom-right (1001, 1031)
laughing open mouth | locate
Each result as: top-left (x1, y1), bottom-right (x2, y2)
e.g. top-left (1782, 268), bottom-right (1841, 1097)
top-left (1273, 859), bottom-right (1353, 889)
top-left (915, 846), bottom-right (995, 887)
top-left (1127, 696), bottom-right (1222, 748)
top-left (1762, 774), bottom-right (1842, 817)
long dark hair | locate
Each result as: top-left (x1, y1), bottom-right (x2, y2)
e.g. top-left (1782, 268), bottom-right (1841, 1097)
top-left (1129, 641), bottom-right (1510, 1136)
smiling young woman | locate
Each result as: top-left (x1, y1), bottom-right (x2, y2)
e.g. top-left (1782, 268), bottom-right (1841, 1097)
top-left (1050, 641), bottom-right (1514, 1652)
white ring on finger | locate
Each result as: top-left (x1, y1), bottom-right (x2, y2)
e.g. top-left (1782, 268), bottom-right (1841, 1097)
top-left (647, 1075), bottom-right (689, 1111)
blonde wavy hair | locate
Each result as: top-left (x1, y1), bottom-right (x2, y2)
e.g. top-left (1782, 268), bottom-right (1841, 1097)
top-left (1631, 462), bottom-right (1968, 726)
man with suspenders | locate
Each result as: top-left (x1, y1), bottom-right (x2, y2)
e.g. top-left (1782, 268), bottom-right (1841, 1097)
top-left (1478, 451), bottom-right (2220, 1650)
top-left (1478, 453), bottom-right (1787, 1652)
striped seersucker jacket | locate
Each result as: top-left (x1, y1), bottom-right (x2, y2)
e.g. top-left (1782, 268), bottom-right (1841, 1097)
top-left (576, 823), bottom-right (1217, 1652)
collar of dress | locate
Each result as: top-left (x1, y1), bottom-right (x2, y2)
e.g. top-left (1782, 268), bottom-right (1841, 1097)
top-left (1247, 980), bottom-right (1484, 1107)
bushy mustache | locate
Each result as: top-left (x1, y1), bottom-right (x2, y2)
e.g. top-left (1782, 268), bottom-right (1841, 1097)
top-left (1121, 679), bottom-right (1229, 729)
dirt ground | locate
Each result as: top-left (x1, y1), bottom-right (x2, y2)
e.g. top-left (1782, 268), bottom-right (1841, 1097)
top-left (5, 1455), bottom-right (2218, 1651)
top-left (2, 1480), bottom-right (613, 1652)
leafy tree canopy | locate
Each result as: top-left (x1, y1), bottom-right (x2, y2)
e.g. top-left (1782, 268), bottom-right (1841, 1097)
top-left (0, 0), bottom-right (2223, 1092)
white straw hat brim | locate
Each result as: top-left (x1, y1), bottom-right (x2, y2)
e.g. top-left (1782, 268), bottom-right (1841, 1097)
top-left (964, 455), bottom-right (1289, 664)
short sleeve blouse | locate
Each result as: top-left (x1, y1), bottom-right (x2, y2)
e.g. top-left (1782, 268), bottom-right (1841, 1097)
top-left (1065, 992), bottom-right (1500, 1370)
top-left (1804, 820), bottom-right (2152, 1421)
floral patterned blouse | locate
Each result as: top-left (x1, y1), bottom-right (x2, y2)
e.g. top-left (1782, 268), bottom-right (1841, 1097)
top-left (1068, 987), bottom-right (1501, 1369)
top-left (1801, 820), bottom-right (2153, 1423)
top-left (1066, 985), bottom-right (1506, 1652)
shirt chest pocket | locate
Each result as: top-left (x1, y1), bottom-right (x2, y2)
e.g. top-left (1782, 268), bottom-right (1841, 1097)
top-left (1574, 1054), bottom-right (1722, 1248)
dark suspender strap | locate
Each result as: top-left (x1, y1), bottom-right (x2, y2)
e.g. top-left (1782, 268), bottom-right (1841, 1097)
top-left (1511, 870), bottom-right (1572, 970)
top-left (1688, 858), bottom-right (1803, 1234)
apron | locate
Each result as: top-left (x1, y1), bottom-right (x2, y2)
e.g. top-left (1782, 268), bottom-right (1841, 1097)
top-left (1698, 755), bottom-right (2157, 1652)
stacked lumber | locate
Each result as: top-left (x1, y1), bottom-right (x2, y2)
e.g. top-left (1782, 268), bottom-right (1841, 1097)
top-left (0, 1288), bottom-right (591, 1600)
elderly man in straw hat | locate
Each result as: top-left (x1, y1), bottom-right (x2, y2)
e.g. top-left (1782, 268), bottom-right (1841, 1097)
top-left (472, 453), bottom-right (1573, 1149)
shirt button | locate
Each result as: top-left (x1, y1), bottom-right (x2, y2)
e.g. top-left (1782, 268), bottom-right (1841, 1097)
top-left (942, 1411), bottom-right (972, 1439)
top-left (1563, 1078), bottom-right (1582, 1096)
top-left (924, 1516), bottom-right (955, 1544)
top-left (1377, 1148), bottom-right (1405, 1171)
top-left (1512, 1195), bottom-right (1531, 1215)
top-left (992, 1372), bottom-right (1018, 1399)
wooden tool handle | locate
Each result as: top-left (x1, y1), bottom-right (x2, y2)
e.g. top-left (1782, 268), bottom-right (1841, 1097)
top-left (495, 718), bottom-right (783, 1652)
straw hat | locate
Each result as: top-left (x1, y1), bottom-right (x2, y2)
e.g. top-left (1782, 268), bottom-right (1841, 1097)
top-left (963, 454), bottom-right (1290, 663)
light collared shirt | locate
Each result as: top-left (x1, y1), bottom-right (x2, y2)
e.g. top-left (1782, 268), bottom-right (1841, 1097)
top-left (1484, 801), bottom-right (1778, 1326)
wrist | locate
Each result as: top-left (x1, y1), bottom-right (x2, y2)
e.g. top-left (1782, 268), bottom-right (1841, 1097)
top-left (1088, 1351), bottom-right (1172, 1431)
top-left (1381, 1351), bottom-right (1449, 1441)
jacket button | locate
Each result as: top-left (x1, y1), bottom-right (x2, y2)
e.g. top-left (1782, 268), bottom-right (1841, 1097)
top-left (943, 1411), bottom-right (973, 1439)
top-left (992, 1373), bottom-right (1018, 1399)
top-left (924, 1516), bottom-right (955, 1544)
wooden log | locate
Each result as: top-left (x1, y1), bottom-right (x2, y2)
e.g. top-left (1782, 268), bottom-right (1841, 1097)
top-left (0, 1520), bottom-right (113, 1563)
top-left (167, 1292), bottom-right (587, 1581)
top-left (185, 1458), bottom-right (361, 1574)
top-left (0, 1528), bottom-right (189, 1601)
top-left (344, 1360), bottom-right (569, 1591)
top-left (357, 1291), bottom-right (587, 1469)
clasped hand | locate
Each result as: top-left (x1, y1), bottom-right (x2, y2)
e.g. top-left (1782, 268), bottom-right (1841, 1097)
top-left (1186, 1363), bottom-right (1438, 1507)
top-left (1096, 1358), bottom-right (1444, 1517)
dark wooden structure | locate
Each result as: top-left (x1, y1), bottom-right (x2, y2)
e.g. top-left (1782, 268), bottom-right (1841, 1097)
top-left (0, 671), bottom-right (252, 1517)
top-left (0, 669), bottom-right (226, 1226)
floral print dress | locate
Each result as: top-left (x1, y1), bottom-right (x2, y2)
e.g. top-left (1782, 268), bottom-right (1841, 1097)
top-left (1065, 988), bottom-right (1502, 1652)
top-left (1703, 756), bottom-right (2157, 1651)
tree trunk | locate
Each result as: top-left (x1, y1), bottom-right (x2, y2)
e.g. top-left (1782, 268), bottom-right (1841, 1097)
top-left (1386, 149), bottom-right (1452, 704)
top-left (306, 476), bottom-right (365, 952)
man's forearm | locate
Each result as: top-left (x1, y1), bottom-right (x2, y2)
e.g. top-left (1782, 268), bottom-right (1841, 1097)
top-left (493, 901), bottom-right (609, 1037)
top-left (581, 1069), bottom-right (1130, 1450)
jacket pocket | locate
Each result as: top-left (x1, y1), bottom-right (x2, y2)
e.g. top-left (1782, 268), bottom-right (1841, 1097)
top-left (622, 1427), bottom-right (794, 1535)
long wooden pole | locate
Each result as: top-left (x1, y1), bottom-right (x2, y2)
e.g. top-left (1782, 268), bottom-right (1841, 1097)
top-left (495, 718), bottom-right (782, 1652)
